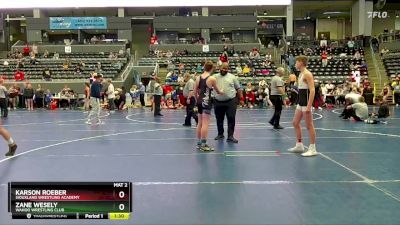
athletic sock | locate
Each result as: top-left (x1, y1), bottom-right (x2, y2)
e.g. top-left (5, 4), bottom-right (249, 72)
top-left (197, 139), bottom-right (202, 146)
top-left (8, 138), bottom-right (14, 145)
top-left (201, 139), bottom-right (207, 147)
top-left (297, 139), bottom-right (302, 143)
top-left (309, 143), bottom-right (316, 150)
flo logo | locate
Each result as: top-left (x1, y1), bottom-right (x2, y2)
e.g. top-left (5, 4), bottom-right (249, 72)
top-left (367, 11), bottom-right (388, 18)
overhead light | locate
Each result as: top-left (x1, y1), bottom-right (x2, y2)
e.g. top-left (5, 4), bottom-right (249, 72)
top-left (323, 11), bottom-right (343, 15)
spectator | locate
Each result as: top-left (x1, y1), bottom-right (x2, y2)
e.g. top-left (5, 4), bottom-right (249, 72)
top-left (63, 58), bottom-right (70, 70)
top-left (105, 79), bottom-right (116, 111)
top-left (8, 85), bottom-right (19, 110)
top-left (347, 39), bottom-right (355, 49)
top-left (289, 73), bottom-right (297, 86)
top-left (43, 67), bottom-right (51, 81)
top-left (371, 36), bottom-right (379, 52)
top-left (235, 64), bottom-right (243, 75)
top-left (0, 79), bottom-right (8, 118)
top-left (242, 65), bottom-right (251, 75)
top-left (393, 79), bottom-right (400, 106)
top-left (43, 49), bottom-right (49, 58)
top-left (321, 50), bottom-right (328, 67)
top-left (370, 96), bottom-right (390, 119)
top-left (35, 84), bottom-right (45, 108)
top-left (14, 70), bottom-right (25, 81)
top-left (288, 54), bottom-right (295, 73)
top-left (258, 79), bottom-right (267, 89)
top-left (354, 51), bottom-right (362, 60)
top-left (24, 83), bottom-right (34, 111)
top-left (343, 96), bottom-right (368, 121)
top-left (380, 47), bottom-right (389, 58)
top-left (138, 82), bottom-right (145, 107)
top-left (23, 44), bottom-right (30, 56)
top-left (45, 89), bottom-right (53, 109)
top-left (381, 83), bottom-right (392, 102)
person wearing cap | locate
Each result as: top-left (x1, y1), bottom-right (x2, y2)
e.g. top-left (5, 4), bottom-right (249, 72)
top-left (153, 77), bottom-right (163, 116)
top-left (86, 75), bottom-right (103, 125)
top-left (106, 79), bottom-right (116, 112)
top-left (213, 62), bottom-right (242, 143)
top-left (182, 73), bottom-right (198, 126)
top-left (269, 67), bottom-right (286, 129)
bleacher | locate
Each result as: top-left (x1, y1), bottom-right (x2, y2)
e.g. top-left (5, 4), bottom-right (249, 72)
top-left (144, 52), bottom-right (277, 88)
top-left (287, 47), bottom-right (368, 84)
top-left (383, 52), bottom-right (400, 78)
top-left (0, 53), bottom-right (128, 81)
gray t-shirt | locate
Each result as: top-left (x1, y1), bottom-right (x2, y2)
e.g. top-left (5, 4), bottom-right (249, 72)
top-left (213, 73), bottom-right (241, 101)
top-left (270, 75), bottom-right (284, 95)
top-left (0, 85), bottom-right (7, 98)
top-left (183, 79), bottom-right (195, 97)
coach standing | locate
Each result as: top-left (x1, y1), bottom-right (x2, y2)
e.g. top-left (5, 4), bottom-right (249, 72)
top-left (182, 73), bottom-right (198, 126)
top-left (214, 62), bottom-right (242, 143)
top-left (269, 67), bottom-right (285, 129)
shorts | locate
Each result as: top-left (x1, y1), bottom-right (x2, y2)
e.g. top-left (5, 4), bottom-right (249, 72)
top-left (197, 103), bottom-right (212, 115)
top-left (296, 105), bottom-right (309, 112)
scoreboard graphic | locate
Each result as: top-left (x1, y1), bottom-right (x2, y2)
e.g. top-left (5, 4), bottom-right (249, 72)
top-left (8, 182), bottom-right (132, 220)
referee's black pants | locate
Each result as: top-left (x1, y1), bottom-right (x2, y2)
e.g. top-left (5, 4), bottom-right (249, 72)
top-left (269, 95), bottom-right (283, 127)
top-left (153, 95), bottom-right (162, 116)
top-left (184, 96), bottom-right (198, 126)
top-left (214, 98), bottom-right (237, 137)
top-left (0, 98), bottom-right (8, 118)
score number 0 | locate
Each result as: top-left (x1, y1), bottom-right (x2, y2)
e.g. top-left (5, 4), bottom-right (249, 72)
top-left (118, 191), bottom-right (126, 211)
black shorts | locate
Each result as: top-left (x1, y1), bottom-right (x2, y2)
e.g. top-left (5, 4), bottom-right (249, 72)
top-left (197, 102), bottom-right (212, 115)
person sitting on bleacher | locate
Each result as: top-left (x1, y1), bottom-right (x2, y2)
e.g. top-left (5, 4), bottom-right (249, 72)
top-left (245, 82), bottom-right (255, 108)
top-left (249, 49), bottom-right (260, 59)
top-left (354, 51), bottom-right (362, 60)
top-left (43, 50), bottom-right (49, 58)
top-left (14, 69), bottom-right (25, 81)
top-left (242, 64), bottom-right (251, 75)
top-left (63, 58), bottom-right (70, 70)
top-left (75, 64), bottom-right (83, 74)
top-left (235, 64), bottom-right (242, 75)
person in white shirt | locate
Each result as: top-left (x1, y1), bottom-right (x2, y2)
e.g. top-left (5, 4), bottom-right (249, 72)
top-left (106, 79), bottom-right (116, 111)
top-left (258, 79), bottom-right (267, 89)
top-left (343, 96), bottom-right (368, 121)
top-left (340, 88), bottom-right (361, 118)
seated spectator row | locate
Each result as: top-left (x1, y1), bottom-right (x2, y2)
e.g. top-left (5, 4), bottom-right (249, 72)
top-left (0, 58), bottom-right (127, 81)
top-left (287, 47), bottom-right (365, 57)
top-left (383, 54), bottom-right (400, 78)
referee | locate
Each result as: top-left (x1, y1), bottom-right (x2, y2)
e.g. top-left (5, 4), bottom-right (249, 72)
top-left (182, 73), bottom-right (198, 126)
top-left (214, 62), bottom-right (242, 143)
top-left (269, 67), bottom-right (285, 129)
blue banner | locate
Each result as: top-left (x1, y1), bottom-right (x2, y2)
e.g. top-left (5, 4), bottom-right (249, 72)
top-left (50, 17), bottom-right (107, 30)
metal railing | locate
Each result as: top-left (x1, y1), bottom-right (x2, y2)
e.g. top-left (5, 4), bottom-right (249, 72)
top-left (120, 57), bottom-right (135, 81)
top-left (369, 38), bottom-right (383, 93)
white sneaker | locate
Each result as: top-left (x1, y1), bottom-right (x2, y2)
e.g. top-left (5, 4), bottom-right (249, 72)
top-left (288, 143), bottom-right (305, 153)
top-left (85, 121), bottom-right (92, 125)
top-left (302, 145), bottom-right (318, 157)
